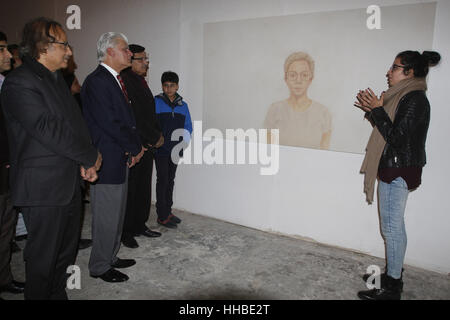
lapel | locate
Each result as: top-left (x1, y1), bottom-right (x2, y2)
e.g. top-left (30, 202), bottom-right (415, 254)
top-left (97, 64), bottom-right (130, 105)
top-left (94, 64), bottom-right (136, 131)
top-left (96, 65), bottom-right (136, 127)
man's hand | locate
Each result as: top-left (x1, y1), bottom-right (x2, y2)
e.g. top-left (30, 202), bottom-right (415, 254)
top-left (128, 156), bottom-right (137, 168)
top-left (154, 134), bottom-right (164, 148)
top-left (80, 166), bottom-right (98, 183)
top-left (135, 146), bottom-right (145, 162)
top-left (80, 151), bottom-right (102, 182)
top-left (94, 152), bottom-right (103, 171)
top-left (128, 146), bottom-right (146, 168)
top-left (148, 135), bottom-right (164, 150)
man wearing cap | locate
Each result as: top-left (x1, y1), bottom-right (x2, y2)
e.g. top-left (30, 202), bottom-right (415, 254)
top-left (119, 44), bottom-right (164, 249)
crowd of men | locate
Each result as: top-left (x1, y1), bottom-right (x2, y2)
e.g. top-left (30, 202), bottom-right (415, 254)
top-left (0, 17), bottom-right (190, 300)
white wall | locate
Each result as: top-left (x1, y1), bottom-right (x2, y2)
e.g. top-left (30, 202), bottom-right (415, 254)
top-left (0, 0), bottom-right (181, 95)
top-left (1, 0), bottom-right (449, 274)
top-left (62, 0), bottom-right (181, 95)
top-left (175, 0), bottom-right (450, 274)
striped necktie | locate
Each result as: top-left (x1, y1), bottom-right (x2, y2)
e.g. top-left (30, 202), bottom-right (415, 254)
top-left (116, 75), bottom-right (129, 102)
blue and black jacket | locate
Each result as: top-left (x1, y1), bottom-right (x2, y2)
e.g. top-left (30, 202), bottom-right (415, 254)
top-left (154, 93), bottom-right (192, 157)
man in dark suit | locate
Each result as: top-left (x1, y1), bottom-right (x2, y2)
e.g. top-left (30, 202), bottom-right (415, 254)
top-left (1, 18), bottom-right (101, 300)
top-left (120, 44), bottom-right (164, 249)
top-left (82, 32), bottom-right (145, 283)
top-left (0, 31), bottom-right (25, 300)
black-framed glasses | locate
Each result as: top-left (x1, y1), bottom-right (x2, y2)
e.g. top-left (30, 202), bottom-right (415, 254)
top-left (132, 56), bottom-right (149, 62)
top-left (50, 41), bottom-right (70, 49)
top-left (390, 64), bottom-right (407, 71)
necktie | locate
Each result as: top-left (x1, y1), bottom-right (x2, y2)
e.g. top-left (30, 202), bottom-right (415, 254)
top-left (116, 75), bottom-right (129, 102)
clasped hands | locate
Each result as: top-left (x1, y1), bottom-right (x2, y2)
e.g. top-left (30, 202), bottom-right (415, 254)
top-left (79, 137), bottom-right (163, 182)
top-left (128, 135), bottom-right (164, 168)
top-left (152, 134), bottom-right (164, 149)
top-left (129, 135), bottom-right (164, 167)
top-left (127, 146), bottom-right (147, 168)
top-left (95, 134), bottom-right (164, 172)
top-left (354, 88), bottom-right (384, 113)
top-left (80, 151), bottom-right (102, 183)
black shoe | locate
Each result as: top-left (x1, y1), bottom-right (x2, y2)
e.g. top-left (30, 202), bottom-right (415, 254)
top-left (157, 218), bottom-right (177, 229)
top-left (91, 269), bottom-right (129, 283)
top-left (111, 258), bottom-right (136, 269)
top-left (168, 214), bottom-right (182, 224)
top-left (0, 280), bottom-right (25, 294)
top-left (139, 228), bottom-right (162, 238)
top-left (358, 275), bottom-right (402, 300)
top-left (362, 268), bottom-right (404, 292)
top-left (78, 238), bottom-right (93, 250)
top-left (11, 241), bottom-right (21, 253)
top-left (122, 236), bottom-right (139, 248)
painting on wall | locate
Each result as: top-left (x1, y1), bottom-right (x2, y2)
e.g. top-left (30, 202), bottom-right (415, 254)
top-left (203, 3), bottom-right (436, 153)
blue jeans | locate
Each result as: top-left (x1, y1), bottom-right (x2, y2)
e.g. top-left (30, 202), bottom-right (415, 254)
top-left (378, 177), bottom-right (409, 280)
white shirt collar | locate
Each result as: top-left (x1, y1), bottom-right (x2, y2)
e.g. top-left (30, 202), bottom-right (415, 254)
top-left (0, 74), bottom-right (5, 91)
top-left (100, 62), bottom-right (121, 87)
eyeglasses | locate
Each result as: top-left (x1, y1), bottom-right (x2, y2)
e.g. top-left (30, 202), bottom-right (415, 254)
top-left (50, 41), bottom-right (70, 49)
top-left (132, 56), bottom-right (149, 62)
top-left (390, 64), bottom-right (407, 71)
top-left (286, 71), bottom-right (312, 82)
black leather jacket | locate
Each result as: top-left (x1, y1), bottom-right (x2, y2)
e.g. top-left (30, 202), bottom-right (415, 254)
top-left (368, 90), bottom-right (430, 169)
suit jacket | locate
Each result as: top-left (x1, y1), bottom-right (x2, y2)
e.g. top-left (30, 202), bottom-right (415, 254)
top-left (0, 57), bottom-right (98, 206)
top-left (81, 65), bottom-right (141, 184)
top-left (119, 67), bottom-right (161, 147)
top-left (0, 98), bottom-right (10, 194)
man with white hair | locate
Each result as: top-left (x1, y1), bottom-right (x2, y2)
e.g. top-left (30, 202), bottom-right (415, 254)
top-left (81, 32), bottom-right (145, 283)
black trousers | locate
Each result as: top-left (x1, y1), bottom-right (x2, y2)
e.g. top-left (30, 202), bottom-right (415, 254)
top-left (0, 192), bottom-right (17, 288)
top-left (122, 151), bottom-right (154, 237)
top-left (21, 189), bottom-right (81, 300)
top-left (155, 155), bottom-right (178, 221)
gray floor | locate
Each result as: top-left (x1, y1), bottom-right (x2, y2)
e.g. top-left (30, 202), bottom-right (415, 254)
top-left (4, 205), bottom-right (450, 300)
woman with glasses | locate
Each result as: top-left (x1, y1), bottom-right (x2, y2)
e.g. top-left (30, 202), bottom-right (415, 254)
top-left (264, 51), bottom-right (332, 150)
top-left (355, 50), bottom-right (441, 300)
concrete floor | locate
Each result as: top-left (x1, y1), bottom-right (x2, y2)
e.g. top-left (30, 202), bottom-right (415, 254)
top-left (4, 205), bottom-right (450, 300)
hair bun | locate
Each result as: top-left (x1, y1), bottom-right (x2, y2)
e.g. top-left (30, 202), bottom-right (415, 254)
top-left (422, 51), bottom-right (441, 67)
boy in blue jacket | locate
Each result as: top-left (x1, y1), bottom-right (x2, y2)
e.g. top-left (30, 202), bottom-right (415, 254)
top-left (154, 71), bottom-right (192, 228)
